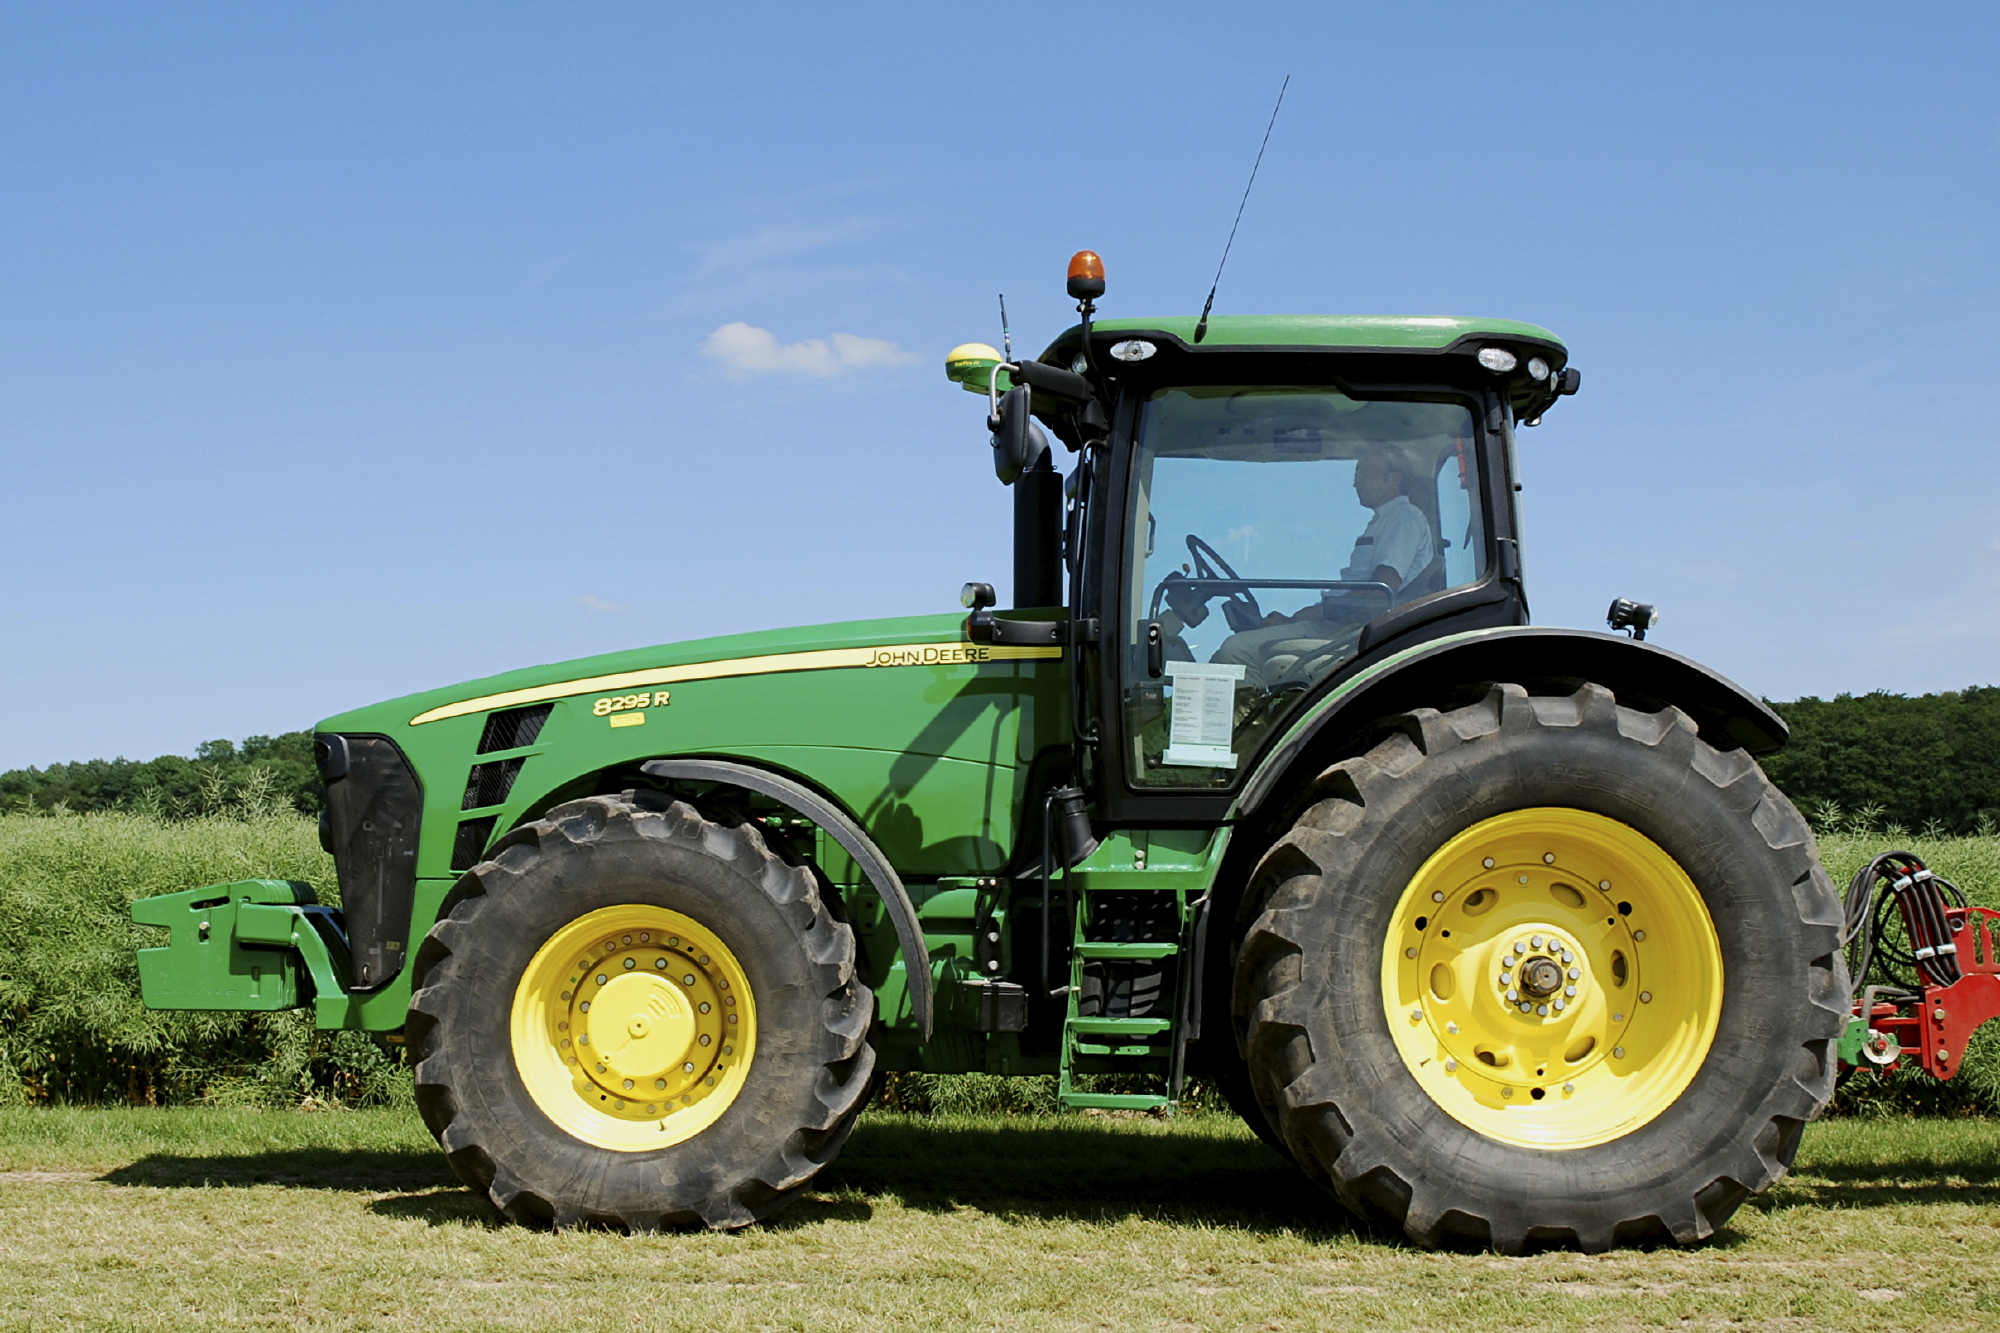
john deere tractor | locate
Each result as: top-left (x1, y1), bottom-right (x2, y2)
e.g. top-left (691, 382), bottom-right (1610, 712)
top-left (132, 253), bottom-right (1846, 1251)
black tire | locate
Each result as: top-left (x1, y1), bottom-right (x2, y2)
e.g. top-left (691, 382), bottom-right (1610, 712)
top-left (1232, 683), bottom-right (1847, 1252)
top-left (405, 791), bottom-right (874, 1230)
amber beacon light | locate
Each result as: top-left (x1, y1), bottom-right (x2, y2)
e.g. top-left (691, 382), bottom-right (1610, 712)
top-left (1066, 251), bottom-right (1105, 301)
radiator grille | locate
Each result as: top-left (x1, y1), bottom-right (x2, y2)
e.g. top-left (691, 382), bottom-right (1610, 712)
top-left (451, 817), bottom-right (498, 872)
top-left (477, 704), bottom-right (552, 754)
top-left (462, 758), bottom-right (524, 811)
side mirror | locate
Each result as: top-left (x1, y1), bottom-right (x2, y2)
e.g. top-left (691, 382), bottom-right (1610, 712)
top-left (989, 385), bottom-right (1049, 485)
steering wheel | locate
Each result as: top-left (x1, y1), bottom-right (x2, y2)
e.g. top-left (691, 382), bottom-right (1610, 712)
top-left (1186, 534), bottom-right (1264, 632)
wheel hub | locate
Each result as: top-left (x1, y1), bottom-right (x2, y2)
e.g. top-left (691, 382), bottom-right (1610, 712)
top-left (511, 906), bottom-right (756, 1152)
top-left (1383, 808), bottom-right (1722, 1150)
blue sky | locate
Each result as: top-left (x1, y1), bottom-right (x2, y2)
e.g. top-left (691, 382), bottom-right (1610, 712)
top-left (3, 3), bottom-right (1997, 770)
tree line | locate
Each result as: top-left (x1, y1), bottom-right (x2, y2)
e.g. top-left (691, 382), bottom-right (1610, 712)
top-left (3, 686), bottom-right (2000, 834)
top-left (0, 732), bottom-right (321, 817)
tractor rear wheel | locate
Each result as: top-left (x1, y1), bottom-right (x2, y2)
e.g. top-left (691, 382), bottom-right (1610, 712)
top-left (1232, 682), bottom-right (1846, 1252)
top-left (405, 791), bottom-right (873, 1229)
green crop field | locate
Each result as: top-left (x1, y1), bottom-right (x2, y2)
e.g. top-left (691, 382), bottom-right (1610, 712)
top-left (0, 1106), bottom-right (1996, 1331)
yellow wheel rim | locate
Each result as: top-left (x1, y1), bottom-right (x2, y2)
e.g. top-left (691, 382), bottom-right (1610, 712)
top-left (510, 904), bottom-right (757, 1152)
top-left (1382, 808), bottom-right (1722, 1150)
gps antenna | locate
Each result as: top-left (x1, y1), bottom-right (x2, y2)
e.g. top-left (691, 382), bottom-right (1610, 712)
top-left (1193, 74), bottom-right (1289, 345)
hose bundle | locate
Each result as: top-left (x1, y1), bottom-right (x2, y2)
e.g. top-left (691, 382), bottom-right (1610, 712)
top-left (1843, 850), bottom-right (1966, 995)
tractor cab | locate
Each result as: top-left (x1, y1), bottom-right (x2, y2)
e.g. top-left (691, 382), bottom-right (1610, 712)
top-left (947, 258), bottom-right (1581, 823)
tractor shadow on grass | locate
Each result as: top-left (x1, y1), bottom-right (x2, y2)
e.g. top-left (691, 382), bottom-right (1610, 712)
top-left (796, 1117), bottom-right (1365, 1238)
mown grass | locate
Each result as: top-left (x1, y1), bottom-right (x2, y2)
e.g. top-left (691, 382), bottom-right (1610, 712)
top-left (0, 1106), bottom-right (1996, 1331)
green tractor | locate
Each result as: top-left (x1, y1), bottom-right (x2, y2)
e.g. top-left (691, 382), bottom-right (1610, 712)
top-left (131, 253), bottom-right (1845, 1251)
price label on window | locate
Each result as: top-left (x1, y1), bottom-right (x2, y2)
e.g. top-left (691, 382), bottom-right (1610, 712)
top-left (1162, 661), bottom-right (1246, 768)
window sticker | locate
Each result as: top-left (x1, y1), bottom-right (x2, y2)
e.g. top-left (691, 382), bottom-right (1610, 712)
top-left (1162, 661), bottom-right (1247, 768)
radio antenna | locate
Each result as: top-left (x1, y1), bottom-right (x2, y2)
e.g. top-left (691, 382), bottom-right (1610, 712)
top-left (1193, 74), bottom-right (1289, 345)
top-left (998, 293), bottom-right (1014, 364)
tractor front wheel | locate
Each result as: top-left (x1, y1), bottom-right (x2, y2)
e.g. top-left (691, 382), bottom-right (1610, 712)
top-left (405, 791), bottom-right (874, 1229)
top-left (1233, 683), bottom-right (1847, 1252)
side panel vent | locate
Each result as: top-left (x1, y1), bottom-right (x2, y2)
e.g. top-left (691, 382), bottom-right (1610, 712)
top-left (478, 704), bottom-right (552, 754)
top-left (462, 759), bottom-right (525, 811)
top-left (452, 817), bottom-right (499, 872)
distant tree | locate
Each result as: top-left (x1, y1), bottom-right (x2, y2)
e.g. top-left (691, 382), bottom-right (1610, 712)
top-left (0, 730), bottom-right (322, 816)
top-left (1762, 687), bottom-right (2000, 834)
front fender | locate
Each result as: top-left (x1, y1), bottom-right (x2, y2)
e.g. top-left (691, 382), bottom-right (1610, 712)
top-left (1233, 627), bottom-right (1786, 819)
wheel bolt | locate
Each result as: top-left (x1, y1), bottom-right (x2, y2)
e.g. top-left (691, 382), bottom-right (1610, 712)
top-left (655, 959), bottom-right (667, 970)
top-left (1564, 985), bottom-right (1576, 997)
top-left (623, 1079), bottom-right (634, 1089)
top-left (1531, 935), bottom-right (1545, 948)
top-left (1514, 942), bottom-right (1527, 955)
top-left (1543, 853), bottom-right (1556, 863)
top-left (1598, 880), bottom-right (1611, 890)
top-left (1536, 1004), bottom-right (1548, 1016)
top-left (1483, 858), bottom-right (1495, 869)
top-left (1410, 1007), bottom-right (1423, 1022)
top-left (1563, 1082), bottom-right (1575, 1094)
top-left (1568, 967), bottom-right (1581, 980)
top-left (1431, 891), bottom-right (1444, 903)
top-left (623, 958), bottom-right (635, 970)
top-left (1445, 1022), bottom-right (1459, 1035)
top-left (683, 1062), bottom-right (695, 1073)
top-left (1640, 991), bottom-right (1653, 1004)
top-left (1506, 989), bottom-right (1519, 1001)
top-left (1613, 1047), bottom-right (1626, 1059)
top-left (596, 975), bottom-right (608, 985)
top-left (1445, 1059), bottom-right (1458, 1072)
top-left (1502, 1087), bottom-right (1514, 1098)
top-left (683, 975), bottom-right (696, 986)
top-left (1518, 1002), bottom-right (1533, 1013)
top-left (1633, 930), bottom-right (1647, 942)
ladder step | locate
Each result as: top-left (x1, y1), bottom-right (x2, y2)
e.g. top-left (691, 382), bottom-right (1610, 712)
top-left (1067, 1017), bottom-right (1172, 1035)
top-left (1075, 942), bottom-right (1179, 959)
top-left (1061, 1092), bottom-right (1172, 1111)
top-left (1073, 1042), bottom-right (1162, 1056)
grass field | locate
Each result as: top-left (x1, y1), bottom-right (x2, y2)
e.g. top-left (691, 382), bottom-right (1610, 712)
top-left (1, 1107), bottom-right (1996, 1331)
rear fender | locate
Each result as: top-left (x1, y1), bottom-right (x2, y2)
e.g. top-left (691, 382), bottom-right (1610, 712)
top-left (1234, 627), bottom-right (1786, 821)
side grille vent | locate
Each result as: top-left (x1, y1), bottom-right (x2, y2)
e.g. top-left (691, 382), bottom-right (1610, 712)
top-left (462, 759), bottom-right (524, 811)
top-left (452, 817), bottom-right (498, 872)
top-left (478, 704), bottom-right (552, 754)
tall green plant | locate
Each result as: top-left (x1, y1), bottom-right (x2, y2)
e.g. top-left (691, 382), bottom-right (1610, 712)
top-left (0, 807), bottom-right (408, 1108)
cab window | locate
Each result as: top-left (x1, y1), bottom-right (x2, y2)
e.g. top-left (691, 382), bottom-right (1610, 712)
top-left (1122, 386), bottom-right (1484, 788)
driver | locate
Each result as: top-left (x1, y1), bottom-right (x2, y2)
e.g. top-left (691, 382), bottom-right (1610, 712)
top-left (1209, 442), bottom-right (1434, 686)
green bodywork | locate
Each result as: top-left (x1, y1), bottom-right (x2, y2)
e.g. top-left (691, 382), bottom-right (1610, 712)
top-left (130, 309), bottom-right (1580, 1093)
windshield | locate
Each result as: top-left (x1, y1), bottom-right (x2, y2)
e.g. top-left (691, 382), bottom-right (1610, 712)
top-left (1122, 386), bottom-right (1485, 788)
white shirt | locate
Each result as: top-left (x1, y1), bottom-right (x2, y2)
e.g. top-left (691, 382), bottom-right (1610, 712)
top-left (1342, 494), bottom-right (1433, 587)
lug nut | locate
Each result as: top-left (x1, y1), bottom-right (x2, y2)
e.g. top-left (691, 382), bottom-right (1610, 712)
top-left (1514, 942), bottom-right (1528, 955)
top-left (1613, 1047), bottom-right (1626, 1059)
top-left (1640, 991), bottom-right (1652, 1004)
top-left (1502, 1087), bottom-right (1514, 1099)
top-left (1633, 930), bottom-right (1647, 942)
top-left (1568, 967), bottom-right (1581, 980)
top-left (1531, 935), bottom-right (1545, 948)
top-left (1543, 853), bottom-right (1556, 864)
top-left (1564, 985), bottom-right (1576, 997)
top-left (1446, 1021), bottom-right (1459, 1035)
top-left (1483, 858), bottom-right (1496, 869)
top-left (1506, 989), bottom-right (1519, 1001)
top-left (1445, 1059), bottom-right (1458, 1072)
top-left (1563, 1082), bottom-right (1575, 1094)
top-left (1536, 1004), bottom-right (1548, 1016)
top-left (1432, 891), bottom-right (1445, 903)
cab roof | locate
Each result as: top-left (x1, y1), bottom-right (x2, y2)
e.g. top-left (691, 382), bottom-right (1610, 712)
top-left (1048, 313), bottom-right (1565, 355)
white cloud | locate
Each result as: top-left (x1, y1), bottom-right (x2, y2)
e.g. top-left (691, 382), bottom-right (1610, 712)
top-left (699, 322), bottom-right (917, 378)
top-left (577, 595), bottom-right (623, 612)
